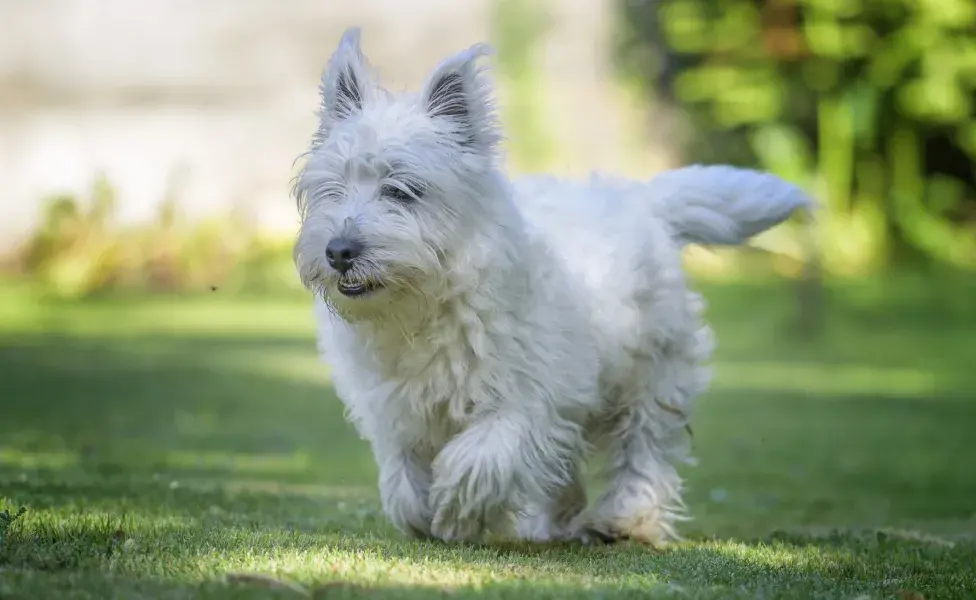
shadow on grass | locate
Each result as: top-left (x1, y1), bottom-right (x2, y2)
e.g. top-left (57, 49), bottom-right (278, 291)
top-left (0, 331), bottom-right (375, 487)
top-left (2, 311), bottom-right (976, 531)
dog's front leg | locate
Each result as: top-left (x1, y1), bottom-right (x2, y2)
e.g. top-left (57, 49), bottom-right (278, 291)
top-left (375, 442), bottom-right (434, 539)
top-left (428, 415), bottom-right (518, 542)
top-left (429, 410), bottom-right (579, 543)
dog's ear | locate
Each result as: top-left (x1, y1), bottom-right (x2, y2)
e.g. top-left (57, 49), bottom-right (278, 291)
top-left (422, 44), bottom-right (500, 151)
top-left (317, 28), bottom-right (370, 136)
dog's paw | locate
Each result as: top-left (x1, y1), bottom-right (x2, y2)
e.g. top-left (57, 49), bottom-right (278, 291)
top-left (378, 460), bottom-right (433, 539)
top-left (428, 483), bottom-right (497, 542)
top-left (572, 516), bottom-right (672, 548)
top-left (578, 524), bottom-right (628, 545)
top-left (385, 503), bottom-right (433, 540)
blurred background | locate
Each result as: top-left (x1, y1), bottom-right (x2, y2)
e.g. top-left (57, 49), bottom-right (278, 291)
top-left (2, 0), bottom-right (975, 296)
top-left (1, 0), bottom-right (974, 544)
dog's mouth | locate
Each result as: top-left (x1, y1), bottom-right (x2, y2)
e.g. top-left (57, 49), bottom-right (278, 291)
top-left (336, 279), bottom-right (384, 298)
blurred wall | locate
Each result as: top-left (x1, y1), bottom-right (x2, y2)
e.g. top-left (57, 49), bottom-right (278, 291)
top-left (0, 0), bottom-right (672, 251)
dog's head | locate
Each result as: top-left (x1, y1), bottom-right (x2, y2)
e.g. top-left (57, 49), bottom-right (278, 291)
top-left (293, 28), bottom-right (504, 320)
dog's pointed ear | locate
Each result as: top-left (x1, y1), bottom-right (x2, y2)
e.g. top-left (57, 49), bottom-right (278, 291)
top-left (422, 44), bottom-right (500, 151)
top-left (317, 28), bottom-right (370, 136)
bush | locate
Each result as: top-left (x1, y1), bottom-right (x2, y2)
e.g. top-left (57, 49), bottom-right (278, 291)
top-left (616, 0), bottom-right (976, 274)
top-left (4, 176), bottom-right (299, 298)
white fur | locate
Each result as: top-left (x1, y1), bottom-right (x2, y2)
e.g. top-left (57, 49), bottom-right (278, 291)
top-left (292, 28), bottom-right (812, 545)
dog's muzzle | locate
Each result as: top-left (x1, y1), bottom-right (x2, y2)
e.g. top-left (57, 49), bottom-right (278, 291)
top-left (336, 278), bottom-right (384, 297)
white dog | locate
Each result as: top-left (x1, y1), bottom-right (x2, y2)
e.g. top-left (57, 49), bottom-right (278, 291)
top-left (293, 28), bottom-right (811, 545)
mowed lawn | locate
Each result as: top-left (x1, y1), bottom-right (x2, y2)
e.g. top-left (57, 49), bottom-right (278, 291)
top-left (0, 277), bottom-right (974, 599)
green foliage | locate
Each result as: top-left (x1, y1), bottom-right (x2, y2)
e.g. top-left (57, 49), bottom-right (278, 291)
top-left (4, 176), bottom-right (298, 298)
top-left (616, 0), bottom-right (976, 274)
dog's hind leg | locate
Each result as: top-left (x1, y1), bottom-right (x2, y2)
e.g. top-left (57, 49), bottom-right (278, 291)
top-left (581, 297), bottom-right (714, 546)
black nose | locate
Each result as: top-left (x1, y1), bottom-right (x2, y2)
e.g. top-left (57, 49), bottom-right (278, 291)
top-left (325, 237), bottom-right (363, 274)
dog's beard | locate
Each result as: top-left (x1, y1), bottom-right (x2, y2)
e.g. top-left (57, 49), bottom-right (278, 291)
top-left (330, 256), bottom-right (387, 299)
top-left (300, 256), bottom-right (435, 324)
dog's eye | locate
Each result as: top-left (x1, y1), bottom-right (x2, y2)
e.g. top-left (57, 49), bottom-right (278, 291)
top-left (380, 183), bottom-right (424, 203)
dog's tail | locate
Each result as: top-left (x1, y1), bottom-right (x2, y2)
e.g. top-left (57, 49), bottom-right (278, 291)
top-left (651, 165), bottom-right (814, 247)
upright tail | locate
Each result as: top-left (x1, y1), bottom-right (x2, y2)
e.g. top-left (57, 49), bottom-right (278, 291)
top-left (650, 165), bottom-right (814, 246)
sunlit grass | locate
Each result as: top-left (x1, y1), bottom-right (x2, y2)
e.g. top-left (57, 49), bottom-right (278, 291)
top-left (3, 501), bottom-right (972, 598)
top-left (1, 276), bottom-right (974, 598)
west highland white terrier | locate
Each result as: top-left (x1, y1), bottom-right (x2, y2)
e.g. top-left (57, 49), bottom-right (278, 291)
top-left (292, 28), bottom-right (812, 545)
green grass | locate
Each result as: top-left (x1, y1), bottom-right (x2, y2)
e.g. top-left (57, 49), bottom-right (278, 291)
top-left (1, 276), bottom-right (975, 599)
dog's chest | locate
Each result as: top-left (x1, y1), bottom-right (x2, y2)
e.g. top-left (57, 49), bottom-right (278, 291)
top-left (325, 293), bottom-right (517, 450)
top-left (388, 335), bottom-right (479, 418)
top-left (328, 349), bottom-right (464, 450)
top-left (345, 318), bottom-right (490, 446)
